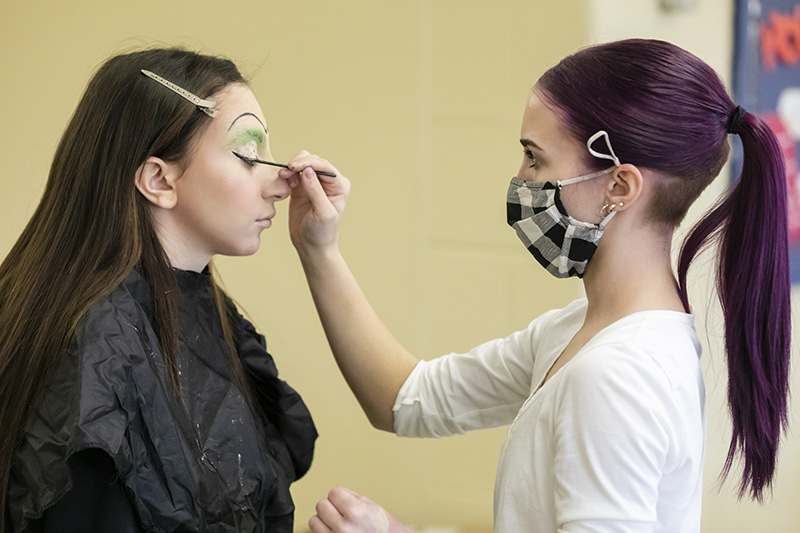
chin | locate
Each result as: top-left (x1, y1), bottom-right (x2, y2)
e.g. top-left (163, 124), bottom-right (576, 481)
top-left (218, 240), bottom-right (261, 258)
top-left (239, 239), bottom-right (262, 257)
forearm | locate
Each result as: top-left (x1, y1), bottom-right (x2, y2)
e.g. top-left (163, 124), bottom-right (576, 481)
top-left (298, 245), bottom-right (418, 432)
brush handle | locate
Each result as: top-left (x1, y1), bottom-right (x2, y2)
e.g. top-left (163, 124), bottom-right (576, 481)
top-left (232, 152), bottom-right (336, 177)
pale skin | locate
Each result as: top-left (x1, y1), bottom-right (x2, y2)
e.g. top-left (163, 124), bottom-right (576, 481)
top-left (285, 88), bottom-right (686, 532)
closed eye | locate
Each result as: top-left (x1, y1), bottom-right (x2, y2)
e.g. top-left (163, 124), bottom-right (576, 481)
top-left (232, 151), bottom-right (261, 166)
top-left (231, 151), bottom-right (302, 173)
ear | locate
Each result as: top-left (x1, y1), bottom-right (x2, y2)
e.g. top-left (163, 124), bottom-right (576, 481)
top-left (604, 163), bottom-right (643, 212)
top-left (135, 157), bottom-right (181, 209)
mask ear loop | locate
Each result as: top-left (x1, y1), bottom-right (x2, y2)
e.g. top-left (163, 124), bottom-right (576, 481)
top-left (588, 130), bottom-right (622, 227)
top-left (586, 130), bottom-right (621, 167)
top-left (557, 131), bottom-right (621, 189)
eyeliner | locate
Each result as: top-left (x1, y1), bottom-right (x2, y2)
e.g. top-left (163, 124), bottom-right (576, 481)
top-left (232, 152), bottom-right (337, 177)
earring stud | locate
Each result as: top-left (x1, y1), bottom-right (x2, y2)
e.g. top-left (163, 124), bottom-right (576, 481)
top-left (600, 201), bottom-right (624, 217)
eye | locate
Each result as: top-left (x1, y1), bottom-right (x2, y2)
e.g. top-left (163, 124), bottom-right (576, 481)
top-left (523, 148), bottom-right (538, 168)
top-left (232, 151), bottom-right (257, 167)
top-left (233, 139), bottom-right (261, 167)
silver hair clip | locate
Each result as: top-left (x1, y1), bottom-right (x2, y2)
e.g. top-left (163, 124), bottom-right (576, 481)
top-left (140, 69), bottom-right (217, 117)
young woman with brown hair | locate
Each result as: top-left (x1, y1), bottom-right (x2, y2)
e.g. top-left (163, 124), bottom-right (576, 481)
top-left (0, 48), bottom-right (318, 532)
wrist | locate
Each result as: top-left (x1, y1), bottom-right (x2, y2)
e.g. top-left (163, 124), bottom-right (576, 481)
top-left (296, 242), bottom-right (343, 273)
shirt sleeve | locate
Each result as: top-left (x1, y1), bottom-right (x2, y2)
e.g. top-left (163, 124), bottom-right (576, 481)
top-left (392, 319), bottom-right (547, 438)
top-left (392, 300), bottom-right (589, 438)
top-left (552, 345), bottom-right (679, 533)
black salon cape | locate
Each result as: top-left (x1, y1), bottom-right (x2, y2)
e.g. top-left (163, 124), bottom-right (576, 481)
top-left (7, 269), bottom-right (317, 532)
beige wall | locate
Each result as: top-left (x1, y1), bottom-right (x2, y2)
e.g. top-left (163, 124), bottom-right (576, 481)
top-left (0, 1), bottom-right (797, 531)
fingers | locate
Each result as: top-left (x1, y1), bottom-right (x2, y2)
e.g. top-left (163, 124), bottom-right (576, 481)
top-left (286, 151), bottom-right (340, 181)
top-left (286, 173), bottom-right (301, 189)
top-left (312, 494), bottom-right (346, 531)
top-left (296, 167), bottom-right (339, 219)
top-left (284, 151), bottom-right (351, 252)
top-left (280, 151), bottom-right (349, 202)
top-left (308, 514), bottom-right (333, 533)
top-left (327, 486), bottom-right (361, 509)
top-left (308, 487), bottom-right (355, 532)
top-left (309, 487), bottom-right (412, 533)
top-left (307, 487), bottom-right (359, 531)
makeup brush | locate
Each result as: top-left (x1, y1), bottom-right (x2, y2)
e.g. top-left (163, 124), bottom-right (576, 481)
top-left (232, 152), bottom-right (337, 177)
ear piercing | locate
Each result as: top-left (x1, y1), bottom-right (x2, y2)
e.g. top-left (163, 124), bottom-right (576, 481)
top-left (600, 201), bottom-right (623, 217)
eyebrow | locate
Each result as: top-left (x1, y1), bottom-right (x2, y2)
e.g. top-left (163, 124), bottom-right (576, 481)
top-left (520, 138), bottom-right (543, 151)
top-left (228, 112), bottom-right (268, 134)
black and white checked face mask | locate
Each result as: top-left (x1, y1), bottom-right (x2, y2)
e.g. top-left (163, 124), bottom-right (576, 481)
top-left (506, 131), bottom-right (620, 279)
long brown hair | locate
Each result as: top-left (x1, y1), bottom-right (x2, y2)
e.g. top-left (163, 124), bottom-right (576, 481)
top-left (0, 48), bottom-right (253, 529)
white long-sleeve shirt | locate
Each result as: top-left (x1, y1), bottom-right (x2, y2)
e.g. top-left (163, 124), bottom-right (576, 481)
top-left (393, 299), bottom-right (705, 532)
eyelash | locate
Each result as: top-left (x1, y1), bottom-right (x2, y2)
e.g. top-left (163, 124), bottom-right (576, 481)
top-left (523, 149), bottom-right (538, 168)
top-left (233, 151), bottom-right (258, 167)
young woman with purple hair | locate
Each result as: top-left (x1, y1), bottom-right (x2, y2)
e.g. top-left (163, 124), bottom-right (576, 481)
top-left (286, 39), bottom-right (791, 532)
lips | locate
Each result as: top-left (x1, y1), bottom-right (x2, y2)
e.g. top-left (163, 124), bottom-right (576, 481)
top-left (256, 215), bottom-right (274, 227)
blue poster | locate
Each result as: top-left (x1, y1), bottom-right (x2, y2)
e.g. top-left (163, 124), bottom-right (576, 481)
top-left (733, 0), bottom-right (800, 282)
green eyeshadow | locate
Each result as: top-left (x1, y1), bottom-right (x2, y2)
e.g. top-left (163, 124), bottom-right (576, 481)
top-left (228, 126), bottom-right (267, 150)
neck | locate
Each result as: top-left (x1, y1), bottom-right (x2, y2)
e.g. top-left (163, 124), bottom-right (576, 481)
top-left (163, 245), bottom-right (211, 273)
top-left (151, 210), bottom-right (211, 273)
top-left (580, 220), bottom-right (685, 326)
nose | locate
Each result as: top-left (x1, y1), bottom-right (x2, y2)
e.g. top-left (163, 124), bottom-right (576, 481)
top-left (261, 166), bottom-right (291, 201)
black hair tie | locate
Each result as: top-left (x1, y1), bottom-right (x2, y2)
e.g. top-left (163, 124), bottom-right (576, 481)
top-left (726, 105), bottom-right (747, 135)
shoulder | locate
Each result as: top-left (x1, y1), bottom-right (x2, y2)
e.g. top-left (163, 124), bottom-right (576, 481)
top-left (555, 311), bottom-right (702, 436)
top-left (65, 273), bottom-right (168, 455)
top-left (71, 274), bottom-right (161, 410)
top-left (562, 344), bottom-right (673, 406)
top-left (75, 274), bottom-right (157, 369)
top-left (79, 271), bottom-right (153, 335)
top-left (569, 310), bottom-right (699, 386)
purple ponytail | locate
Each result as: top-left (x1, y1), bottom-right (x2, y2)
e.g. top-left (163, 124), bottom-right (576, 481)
top-left (538, 39), bottom-right (791, 500)
top-left (677, 112), bottom-right (790, 501)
